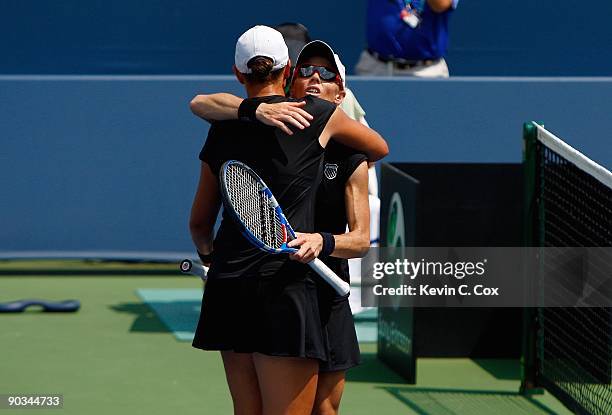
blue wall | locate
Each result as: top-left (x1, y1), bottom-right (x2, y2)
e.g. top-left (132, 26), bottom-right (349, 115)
top-left (2, 1), bottom-right (612, 75)
top-left (0, 1), bottom-right (366, 75)
top-left (449, 1), bottom-right (612, 76)
top-left (1, 76), bottom-right (611, 253)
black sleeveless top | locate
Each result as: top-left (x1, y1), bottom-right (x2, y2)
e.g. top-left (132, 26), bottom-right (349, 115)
top-left (315, 141), bottom-right (367, 283)
top-left (199, 95), bottom-right (336, 279)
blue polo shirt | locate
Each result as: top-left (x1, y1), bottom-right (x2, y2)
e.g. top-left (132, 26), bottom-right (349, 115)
top-left (366, 0), bottom-right (458, 61)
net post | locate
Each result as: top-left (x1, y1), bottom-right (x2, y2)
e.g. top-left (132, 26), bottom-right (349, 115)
top-left (520, 121), bottom-right (542, 395)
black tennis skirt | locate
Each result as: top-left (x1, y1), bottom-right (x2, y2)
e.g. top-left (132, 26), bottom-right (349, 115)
top-left (317, 283), bottom-right (361, 372)
top-left (192, 266), bottom-right (328, 362)
top-left (192, 276), bottom-right (256, 353)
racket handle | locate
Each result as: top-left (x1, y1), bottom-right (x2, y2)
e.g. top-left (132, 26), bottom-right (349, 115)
top-left (308, 258), bottom-right (351, 296)
top-left (180, 259), bottom-right (209, 281)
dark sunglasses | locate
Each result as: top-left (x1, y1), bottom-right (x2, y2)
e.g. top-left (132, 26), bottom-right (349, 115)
top-left (295, 64), bottom-right (342, 85)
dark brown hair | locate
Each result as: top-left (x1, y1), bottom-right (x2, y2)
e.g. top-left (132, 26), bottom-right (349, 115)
top-left (244, 56), bottom-right (285, 84)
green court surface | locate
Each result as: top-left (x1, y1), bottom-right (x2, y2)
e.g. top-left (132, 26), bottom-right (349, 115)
top-left (0, 261), bottom-right (571, 415)
top-left (135, 288), bottom-right (378, 343)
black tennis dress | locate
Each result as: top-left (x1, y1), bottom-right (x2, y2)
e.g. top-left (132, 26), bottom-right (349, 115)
top-left (315, 141), bottom-right (366, 372)
top-left (192, 95), bottom-right (336, 361)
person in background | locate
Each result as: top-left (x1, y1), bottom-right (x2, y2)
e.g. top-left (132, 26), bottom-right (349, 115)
top-left (275, 23), bottom-right (311, 69)
top-left (356, 0), bottom-right (459, 77)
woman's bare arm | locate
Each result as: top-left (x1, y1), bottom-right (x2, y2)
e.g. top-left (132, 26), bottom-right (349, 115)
top-left (190, 93), bottom-right (242, 122)
top-left (428, 0), bottom-right (454, 13)
top-left (287, 161), bottom-right (370, 262)
top-left (189, 162), bottom-right (221, 263)
top-left (319, 108), bottom-right (389, 161)
top-left (332, 161), bottom-right (370, 258)
top-left (190, 93), bottom-right (312, 134)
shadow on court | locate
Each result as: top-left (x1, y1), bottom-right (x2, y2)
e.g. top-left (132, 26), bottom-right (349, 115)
top-left (110, 302), bottom-right (172, 333)
top-left (381, 387), bottom-right (558, 415)
top-left (111, 287), bottom-right (203, 341)
top-left (471, 359), bottom-right (521, 381)
top-left (346, 352), bottom-right (407, 384)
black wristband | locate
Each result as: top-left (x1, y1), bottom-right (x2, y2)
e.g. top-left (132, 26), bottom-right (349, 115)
top-left (237, 99), bottom-right (261, 122)
top-left (318, 232), bottom-right (335, 258)
top-left (197, 250), bottom-right (213, 263)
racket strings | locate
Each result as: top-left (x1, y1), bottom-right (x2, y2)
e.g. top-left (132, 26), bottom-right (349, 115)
top-left (226, 164), bottom-right (285, 249)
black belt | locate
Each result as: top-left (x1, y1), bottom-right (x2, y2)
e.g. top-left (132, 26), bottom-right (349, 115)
top-left (367, 49), bottom-right (439, 69)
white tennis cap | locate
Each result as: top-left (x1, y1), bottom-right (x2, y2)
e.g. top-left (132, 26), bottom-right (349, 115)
top-left (235, 25), bottom-right (289, 74)
top-left (295, 40), bottom-right (346, 89)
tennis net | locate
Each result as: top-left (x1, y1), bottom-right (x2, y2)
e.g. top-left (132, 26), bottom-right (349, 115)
top-left (523, 122), bottom-right (612, 415)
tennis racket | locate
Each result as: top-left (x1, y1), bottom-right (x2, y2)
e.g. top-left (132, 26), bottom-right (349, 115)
top-left (179, 259), bottom-right (208, 281)
top-left (219, 160), bottom-right (350, 296)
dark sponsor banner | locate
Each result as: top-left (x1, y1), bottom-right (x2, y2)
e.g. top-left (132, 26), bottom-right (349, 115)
top-left (377, 163), bottom-right (418, 383)
top-left (361, 247), bottom-right (612, 307)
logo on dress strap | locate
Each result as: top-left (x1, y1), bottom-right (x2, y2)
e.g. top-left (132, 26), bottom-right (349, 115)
top-left (324, 163), bottom-right (338, 180)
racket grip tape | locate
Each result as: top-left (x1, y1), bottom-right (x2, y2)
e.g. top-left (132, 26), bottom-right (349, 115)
top-left (308, 258), bottom-right (351, 296)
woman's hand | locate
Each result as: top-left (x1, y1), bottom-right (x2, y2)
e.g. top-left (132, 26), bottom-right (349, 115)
top-left (287, 232), bottom-right (323, 263)
top-left (256, 102), bottom-right (313, 135)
